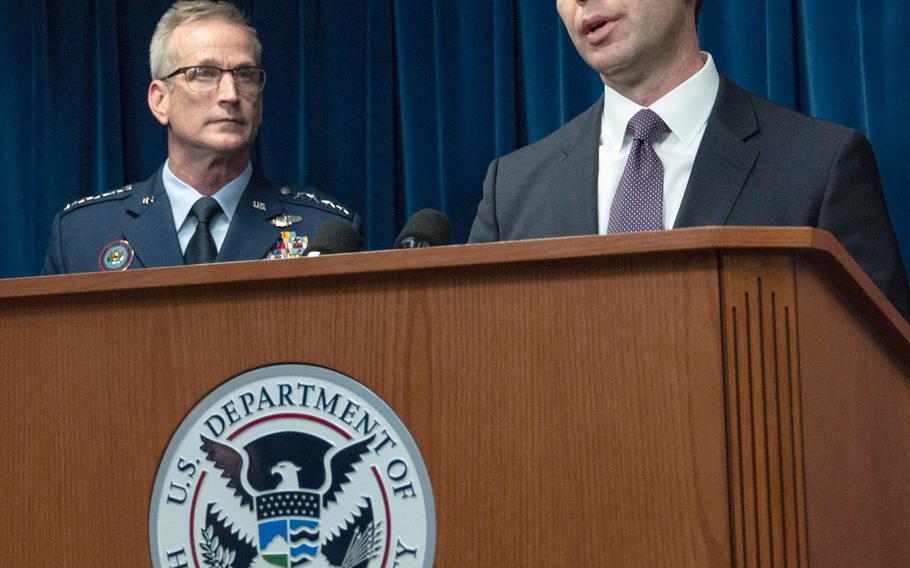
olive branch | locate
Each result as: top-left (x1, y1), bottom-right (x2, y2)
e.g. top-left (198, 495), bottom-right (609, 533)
top-left (200, 524), bottom-right (237, 568)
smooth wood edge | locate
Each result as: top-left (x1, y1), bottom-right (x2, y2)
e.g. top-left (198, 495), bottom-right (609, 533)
top-left (794, 247), bottom-right (910, 367)
top-left (5, 227), bottom-right (908, 346)
top-left (0, 228), bottom-right (824, 297)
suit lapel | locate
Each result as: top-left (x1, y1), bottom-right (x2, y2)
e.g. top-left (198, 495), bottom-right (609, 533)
top-left (549, 97), bottom-right (602, 236)
top-left (122, 169), bottom-right (185, 268)
top-left (674, 76), bottom-right (760, 228)
top-left (217, 170), bottom-right (282, 262)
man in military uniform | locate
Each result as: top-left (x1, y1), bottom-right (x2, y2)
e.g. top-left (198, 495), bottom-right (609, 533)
top-left (43, 0), bottom-right (358, 275)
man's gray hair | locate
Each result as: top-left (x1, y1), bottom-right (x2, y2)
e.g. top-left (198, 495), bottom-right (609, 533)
top-left (149, 0), bottom-right (262, 80)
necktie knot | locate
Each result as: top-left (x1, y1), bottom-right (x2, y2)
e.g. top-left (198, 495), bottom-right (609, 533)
top-left (190, 196), bottom-right (222, 225)
top-left (627, 109), bottom-right (669, 144)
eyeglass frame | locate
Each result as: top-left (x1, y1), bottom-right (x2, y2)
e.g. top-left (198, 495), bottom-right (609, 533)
top-left (160, 65), bottom-right (268, 93)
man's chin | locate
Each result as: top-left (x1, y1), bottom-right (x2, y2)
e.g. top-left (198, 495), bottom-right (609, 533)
top-left (583, 49), bottom-right (629, 76)
top-left (587, 52), bottom-right (647, 86)
top-left (202, 135), bottom-right (254, 155)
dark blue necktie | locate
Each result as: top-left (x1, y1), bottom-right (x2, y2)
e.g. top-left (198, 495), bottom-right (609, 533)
top-left (184, 197), bottom-right (222, 264)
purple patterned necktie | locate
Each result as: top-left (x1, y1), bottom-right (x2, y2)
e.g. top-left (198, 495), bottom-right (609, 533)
top-left (607, 109), bottom-right (670, 233)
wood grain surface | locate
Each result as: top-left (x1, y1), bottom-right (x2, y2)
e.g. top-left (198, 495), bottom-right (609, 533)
top-left (795, 255), bottom-right (910, 567)
top-left (0, 228), bottom-right (907, 567)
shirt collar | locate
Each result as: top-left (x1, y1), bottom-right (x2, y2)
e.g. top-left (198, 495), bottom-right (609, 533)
top-left (600, 52), bottom-right (720, 151)
top-left (162, 160), bottom-right (253, 228)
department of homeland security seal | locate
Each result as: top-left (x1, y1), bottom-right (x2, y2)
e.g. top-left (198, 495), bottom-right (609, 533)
top-left (150, 365), bottom-right (435, 568)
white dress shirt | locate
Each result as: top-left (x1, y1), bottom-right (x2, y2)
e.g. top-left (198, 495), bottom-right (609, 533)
top-left (162, 161), bottom-right (252, 254)
top-left (597, 53), bottom-right (720, 233)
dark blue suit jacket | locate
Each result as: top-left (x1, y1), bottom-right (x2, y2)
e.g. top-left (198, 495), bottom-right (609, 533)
top-left (42, 166), bottom-right (359, 274)
top-left (469, 76), bottom-right (910, 320)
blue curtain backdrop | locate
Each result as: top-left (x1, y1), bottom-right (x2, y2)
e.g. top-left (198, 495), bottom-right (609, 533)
top-left (1, 0), bottom-right (908, 278)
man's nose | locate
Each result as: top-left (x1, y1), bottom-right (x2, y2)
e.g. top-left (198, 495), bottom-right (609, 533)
top-left (216, 72), bottom-right (240, 102)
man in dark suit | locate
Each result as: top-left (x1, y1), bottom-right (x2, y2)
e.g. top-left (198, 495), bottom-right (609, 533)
top-left (43, 0), bottom-right (357, 275)
top-left (469, 0), bottom-right (910, 319)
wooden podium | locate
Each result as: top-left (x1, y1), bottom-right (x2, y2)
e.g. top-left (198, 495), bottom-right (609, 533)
top-left (1, 228), bottom-right (908, 567)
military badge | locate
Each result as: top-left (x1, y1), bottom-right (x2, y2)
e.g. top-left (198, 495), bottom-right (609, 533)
top-left (98, 240), bottom-right (134, 271)
top-left (149, 364), bottom-right (436, 568)
top-left (269, 214), bottom-right (303, 229)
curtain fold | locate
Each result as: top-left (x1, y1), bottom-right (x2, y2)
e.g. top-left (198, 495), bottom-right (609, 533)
top-left (1, 0), bottom-right (907, 277)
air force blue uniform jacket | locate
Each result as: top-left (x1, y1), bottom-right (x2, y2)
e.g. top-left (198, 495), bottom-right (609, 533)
top-left (42, 166), bottom-right (359, 275)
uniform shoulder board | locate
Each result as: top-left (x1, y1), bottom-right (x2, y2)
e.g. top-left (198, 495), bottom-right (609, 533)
top-left (62, 184), bottom-right (134, 213)
top-left (278, 185), bottom-right (353, 218)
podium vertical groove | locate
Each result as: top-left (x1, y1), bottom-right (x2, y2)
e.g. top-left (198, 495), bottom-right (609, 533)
top-left (720, 252), bottom-right (810, 568)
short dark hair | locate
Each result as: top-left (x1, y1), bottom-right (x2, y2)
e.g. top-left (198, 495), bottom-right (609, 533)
top-left (695, 0), bottom-right (703, 19)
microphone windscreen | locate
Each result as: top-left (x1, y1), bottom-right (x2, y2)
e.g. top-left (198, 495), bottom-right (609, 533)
top-left (306, 218), bottom-right (362, 255)
top-left (393, 208), bottom-right (451, 248)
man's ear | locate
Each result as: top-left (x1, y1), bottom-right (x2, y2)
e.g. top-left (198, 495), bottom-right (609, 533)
top-left (148, 80), bottom-right (170, 126)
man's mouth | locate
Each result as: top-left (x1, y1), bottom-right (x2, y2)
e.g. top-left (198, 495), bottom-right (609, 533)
top-left (582, 16), bottom-right (618, 42)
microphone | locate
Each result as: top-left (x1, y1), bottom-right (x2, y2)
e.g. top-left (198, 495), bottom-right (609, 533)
top-left (305, 218), bottom-right (362, 256)
top-left (393, 209), bottom-right (451, 249)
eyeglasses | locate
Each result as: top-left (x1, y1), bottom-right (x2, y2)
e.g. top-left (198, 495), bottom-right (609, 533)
top-left (161, 65), bottom-right (268, 93)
